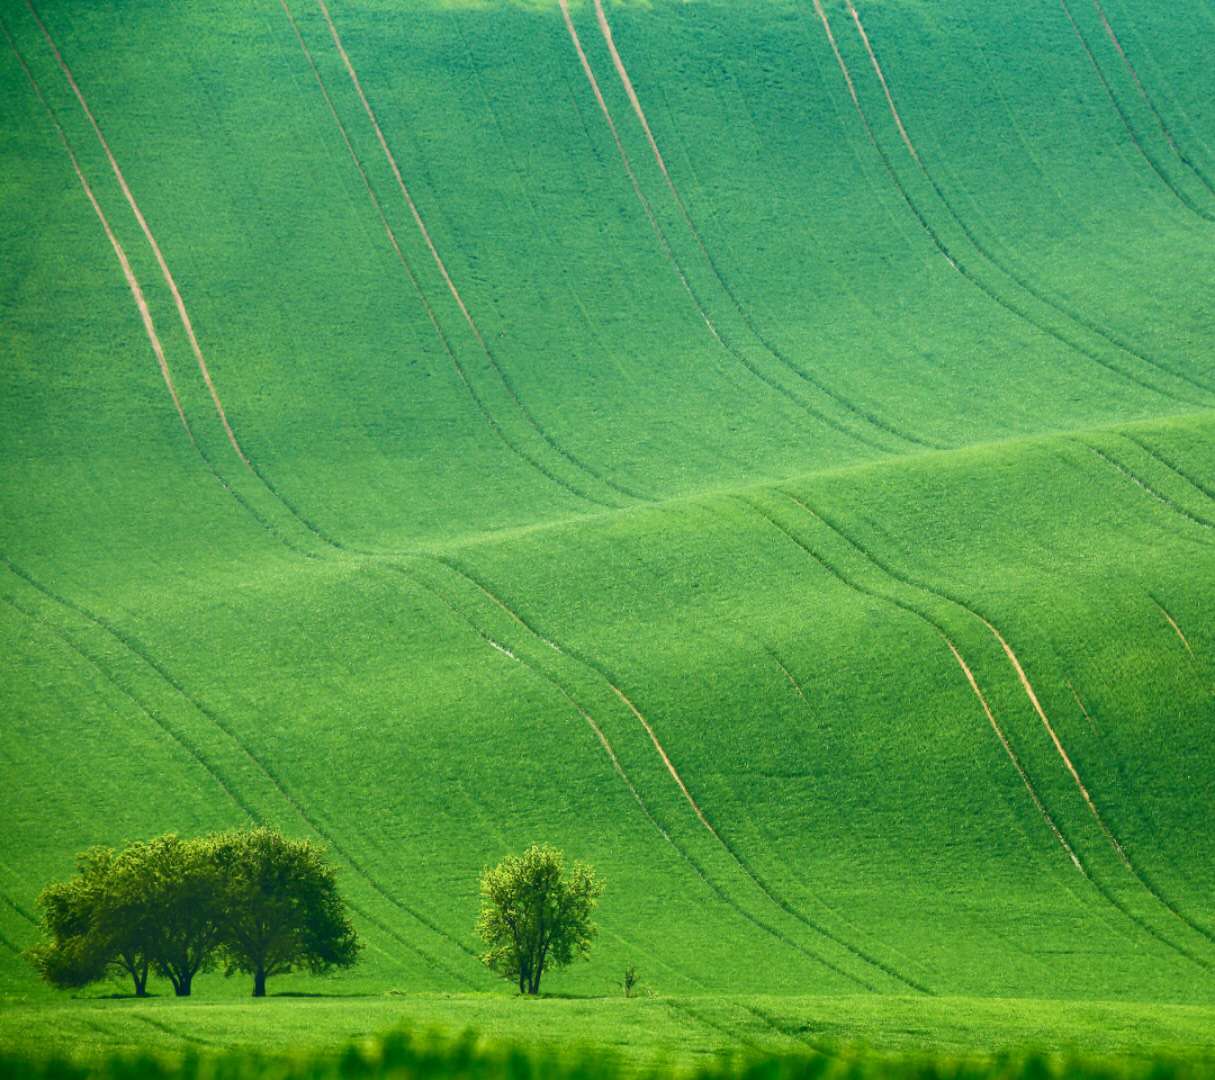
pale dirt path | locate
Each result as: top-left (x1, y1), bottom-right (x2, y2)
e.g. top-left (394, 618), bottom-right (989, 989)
top-left (1153, 599), bottom-right (1195, 655)
top-left (3, 22), bottom-right (191, 437)
top-left (314, 0), bottom-right (486, 350)
top-left (943, 636), bottom-right (1085, 873)
top-left (980, 617), bottom-right (1134, 871)
top-left (27, 0), bottom-right (248, 464)
top-left (845, 1), bottom-right (920, 162)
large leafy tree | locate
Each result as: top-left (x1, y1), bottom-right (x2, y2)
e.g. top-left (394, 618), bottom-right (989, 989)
top-left (27, 847), bottom-right (155, 997)
top-left (211, 827), bottom-right (361, 996)
top-left (128, 834), bottom-right (226, 997)
top-left (476, 843), bottom-right (604, 995)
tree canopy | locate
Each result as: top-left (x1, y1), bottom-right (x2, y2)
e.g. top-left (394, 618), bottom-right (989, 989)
top-left (476, 843), bottom-right (604, 995)
top-left (28, 829), bottom-right (360, 997)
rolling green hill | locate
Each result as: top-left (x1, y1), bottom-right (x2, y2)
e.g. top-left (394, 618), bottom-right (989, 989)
top-left (2, 0), bottom-right (1214, 1056)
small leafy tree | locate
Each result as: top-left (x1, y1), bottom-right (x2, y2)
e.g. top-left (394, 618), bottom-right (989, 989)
top-left (212, 827), bottom-right (361, 996)
top-left (476, 843), bottom-right (604, 995)
top-left (621, 964), bottom-right (640, 998)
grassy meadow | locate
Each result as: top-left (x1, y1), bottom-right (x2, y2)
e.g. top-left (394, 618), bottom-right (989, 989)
top-left (1, 0), bottom-right (1214, 1072)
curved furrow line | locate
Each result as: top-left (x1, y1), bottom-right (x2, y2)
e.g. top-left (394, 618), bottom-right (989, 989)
top-left (2, 19), bottom-right (191, 437)
top-left (391, 563), bottom-right (879, 992)
top-left (1092, 0), bottom-right (1215, 197)
top-left (21, 3), bottom-right (350, 555)
top-left (1119, 432), bottom-right (1215, 507)
top-left (430, 556), bottom-right (931, 993)
top-left (1069, 681), bottom-right (1102, 736)
top-left (445, 14), bottom-right (656, 503)
top-left (1151, 596), bottom-right (1195, 656)
top-left (0, 891), bottom-right (37, 927)
top-left (5, 18), bottom-right (336, 564)
top-left (739, 495), bottom-right (1087, 877)
top-left (558, 0), bottom-right (893, 457)
top-left (0, 555), bottom-right (479, 977)
top-left (1057, 0), bottom-right (1215, 223)
top-left (806, 0), bottom-right (1201, 408)
top-left (0, 593), bottom-right (260, 822)
top-left (589, 0), bottom-right (935, 451)
top-left (313, 0), bottom-right (628, 509)
top-left (25, 0), bottom-right (252, 463)
top-left (763, 642), bottom-right (809, 703)
top-left (776, 490), bottom-right (1215, 964)
top-left (844, 0), bottom-right (1215, 400)
top-left (1083, 443), bottom-right (1215, 537)
top-left (278, 3), bottom-right (617, 513)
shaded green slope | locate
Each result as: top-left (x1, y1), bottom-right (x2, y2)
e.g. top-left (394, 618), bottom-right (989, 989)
top-left (1, 0), bottom-right (1213, 1007)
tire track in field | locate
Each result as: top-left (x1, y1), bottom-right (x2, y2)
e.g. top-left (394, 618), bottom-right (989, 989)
top-left (25, 0), bottom-right (252, 464)
top-left (1120, 432), bottom-right (1215, 509)
top-left (311, 1), bottom-right (627, 509)
top-left (1, 18), bottom-right (191, 438)
top-left (396, 563), bottom-right (884, 992)
top-left (0, 555), bottom-right (479, 983)
top-left (0, 592), bottom-right (260, 822)
top-left (1092, 0), bottom-right (1215, 198)
top-left (1151, 597), bottom-right (1194, 656)
top-left (840, 0), bottom-right (1215, 400)
top-left (20, 4), bottom-right (348, 556)
top-left (278, 2), bottom-right (619, 512)
top-left (0, 891), bottom-right (36, 927)
top-left (588, 0), bottom-right (935, 452)
top-left (763, 642), bottom-right (809, 702)
top-left (772, 490), bottom-right (1215, 966)
top-left (1083, 443), bottom-right (1215, 537)
top-left (557, 0), bottom-right (894, 456)
top-left (737, 495), bottom-right (1086, 876)
top-left (425, 556), bottom-right (929, 993)
top-left (1057, 0), bottom-right (1215, 224)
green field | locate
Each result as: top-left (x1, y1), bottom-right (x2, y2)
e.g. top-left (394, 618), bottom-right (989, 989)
top-left (2, 0), bottom-right (1214, 1068)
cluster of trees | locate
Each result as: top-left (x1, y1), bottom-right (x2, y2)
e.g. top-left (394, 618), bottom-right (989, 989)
top-left (31, 833), bottom-right (606, 999)
top-left (28, 828), bottom-right (360, 997)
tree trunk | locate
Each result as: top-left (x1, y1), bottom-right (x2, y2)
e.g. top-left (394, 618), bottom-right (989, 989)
top-left (173, 972), bottom-right (192, 997)
top-left (253, 968), bottom-right (267, 998)
top-left (133, 969), bottom-right (148, 998)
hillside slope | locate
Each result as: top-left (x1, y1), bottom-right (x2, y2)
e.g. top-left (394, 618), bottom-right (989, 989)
top-left (1, 0), bottom-right (1213, 1004)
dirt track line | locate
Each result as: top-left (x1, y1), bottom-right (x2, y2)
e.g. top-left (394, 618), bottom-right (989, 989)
top-left (1152, 597), bottom-right (1195, 655)
top-left (0, 555), bottom-right (478, 978)
top-left (808, 0), bottom-right (1202, 406)
top-left (312, 1), bottom-right (628, 508)
top-left (1085, 444), bottom-right (1215, 536)
top-left (979, 617), bottom-right (1132, 870)
top-left (768, 647), bottom-right (809, 702)
top-left (1068, 681), bottom-right (1101, 735)
top-left (1057, 0), bottom-right (1215, 224)
top-left (400, 565), bottom-right (878, 990)
top-left (427, 557), bottom-right (924, 990)
top-left (777, 490), bottom-right (1215, 962)
top-left (749, 493), bottom-right (1086, 878)
top-left (0, 889), bottom-right (37, 927)
top-left (844, 1), bottom-right (918, 161)
top-left (589, 0), bottom-right (931, 451)
top-left (839, 0), bottom-right (1214, 402)
top-left (560, 1), bottom-right (892, 455)
top-left (26, 0), bottom-right (250, 463)
top-left (943, 636), bottom-right (1085, 874)
top-left (2, 22), bottom-right (191, 437)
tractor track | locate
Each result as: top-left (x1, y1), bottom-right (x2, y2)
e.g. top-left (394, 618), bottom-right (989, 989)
top-left (1057, 0), bottom-right (1215, 224)
top-left (588, 0), bottom-right (933, 451)
top-left (429, 556), bottom-right (931, 993)
top-left (1, 18), bottom-right (191, 437)
top-left (807, 0), bottom-right (1211, 407)
top-left (558, 0), bottom-right (894, 457)
top-left (311, 0), bottom-right (628, 509)
top-left (771, 489), bottom-right (1215, 966)
top-left (0, 555), bottom-right (479, 983)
